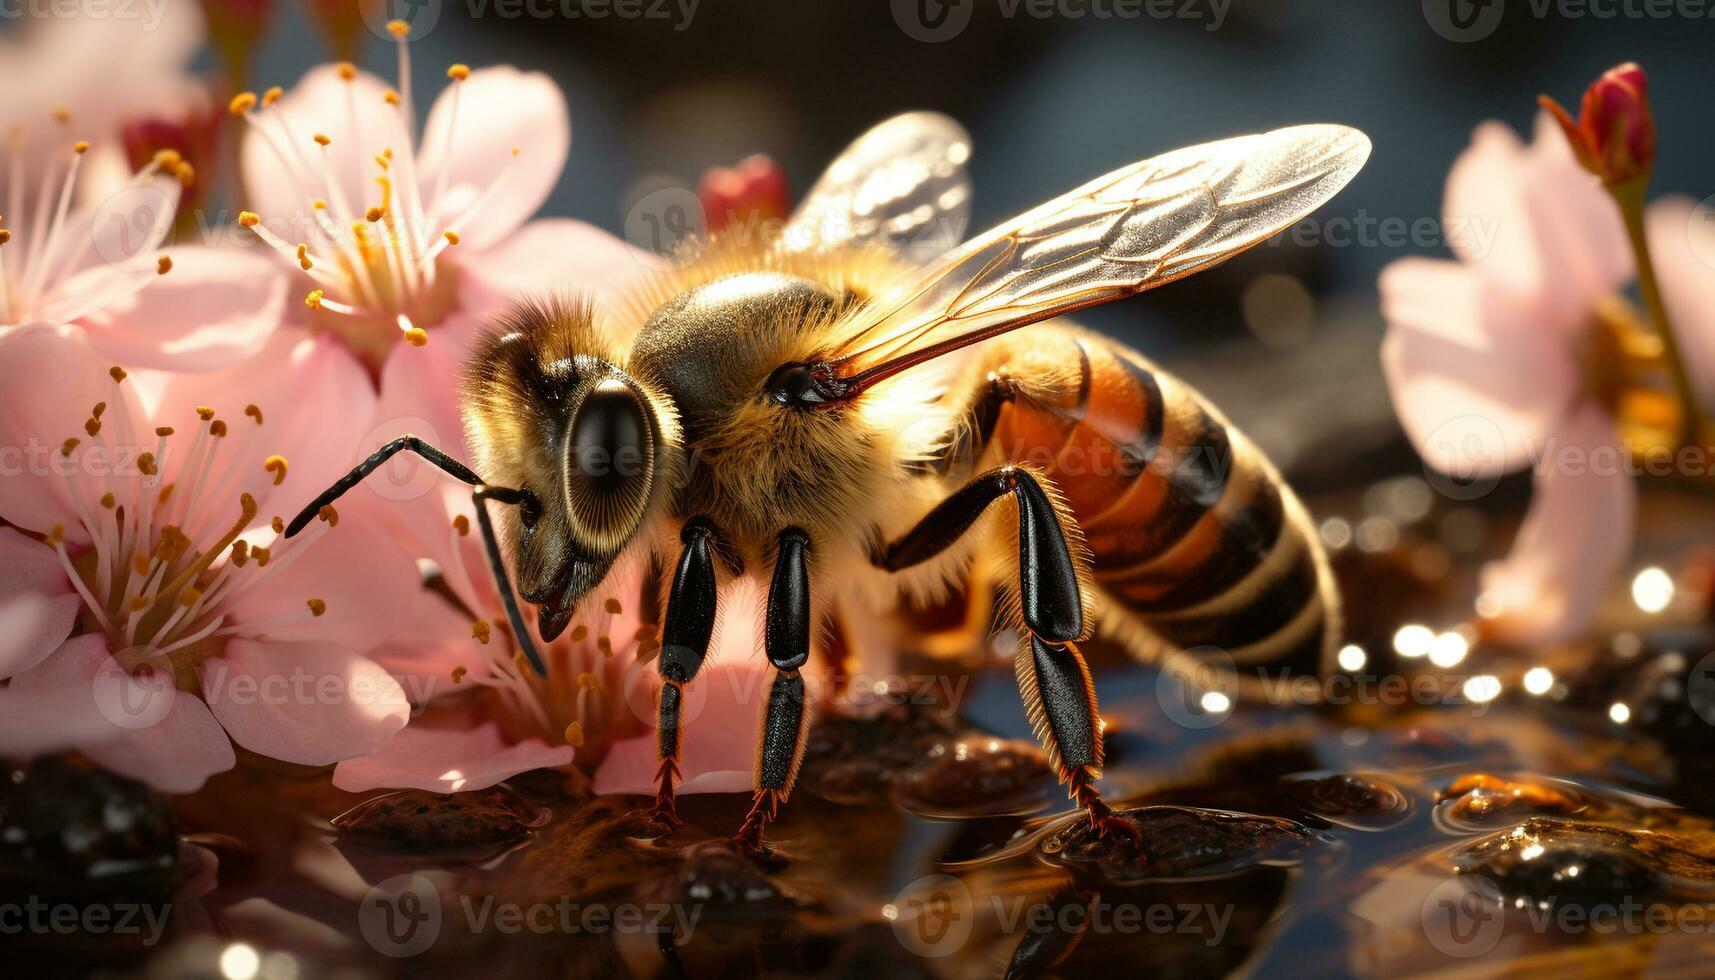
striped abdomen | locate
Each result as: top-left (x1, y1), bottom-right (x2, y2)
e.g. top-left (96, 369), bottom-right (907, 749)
top-left (978, 326), bottom-right (1339, 680)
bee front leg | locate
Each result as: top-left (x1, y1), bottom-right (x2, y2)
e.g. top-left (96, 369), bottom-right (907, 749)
top-left (647, 517), bottom-right (722, 829)
top-left (880, 466), bottom-right (1138, 844)
top-left (733, 528), bottom-right (812, 856)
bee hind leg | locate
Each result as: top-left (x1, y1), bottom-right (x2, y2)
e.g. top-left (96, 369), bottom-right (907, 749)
top-left (644, 518), bottom-right (722, 830)
top-left (733, 528), bottom-right (813, 855)
top-left (881, 466), bottom-right (1137, 844)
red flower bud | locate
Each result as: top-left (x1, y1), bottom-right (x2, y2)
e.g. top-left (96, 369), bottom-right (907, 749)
top-left (1539, 62), bottom-right (1657, 187)
top-left (697, 155), bottom-right (791, 235)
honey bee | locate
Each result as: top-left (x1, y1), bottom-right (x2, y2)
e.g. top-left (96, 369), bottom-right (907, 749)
top-left (288, 113), bottom-right (1369, 852)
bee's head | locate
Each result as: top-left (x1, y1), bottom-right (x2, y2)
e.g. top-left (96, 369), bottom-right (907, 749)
top-left (463, 297), bottom-right (669, 641)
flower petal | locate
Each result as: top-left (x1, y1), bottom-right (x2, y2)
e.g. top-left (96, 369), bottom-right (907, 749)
top-left (78, 246), bottom-right (288, 371)
top-left (594, 659), bottom-right (773, 797)
top-left (332, 721), bottom-right (574, 793)
top-left (1380, 257), bottom-right (1576, 478)
top-left (200, 639), bottom-right (410, 767)
top-left (0, 527), bottom-right (79, 678)
top-left (457, 219), bottom-right (663, 308)
top-left (0, 635), bottom-right (122, 757)
top-left (1645, 196), bottom-right (1715, 408)
top-left (1479, 401), bottom-right (1635, 645)
top-left (417, 67), bottom-right (569, 249)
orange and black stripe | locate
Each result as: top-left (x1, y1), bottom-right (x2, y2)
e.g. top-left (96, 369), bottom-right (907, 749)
top-left (976, 326), bottom-right (1338, 681)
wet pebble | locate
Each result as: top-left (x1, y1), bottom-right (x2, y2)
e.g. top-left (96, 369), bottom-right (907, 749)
top-left (1286, 773), bottom-right (1411, 830)
top-left (1039, 806), bottom-right (1315, 885)
top-left (893, 738), bottom-right (1055, 818)
top-left (0, 756), bottom-right (178, 901)
top-left (1451, 817), bottom-right (1715, 910)
top-left (1435, 773), bottom-right (1584, 829)
top-left (333, 786), bottom-right (547, 850)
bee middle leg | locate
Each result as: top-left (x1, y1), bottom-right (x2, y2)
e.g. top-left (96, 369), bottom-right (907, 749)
top-left (879, 466), bottom-right (1139, 843)
top-left (732, 528), bottom-right (813, 855)
top-left (647, 517), bottom-right (722, 828)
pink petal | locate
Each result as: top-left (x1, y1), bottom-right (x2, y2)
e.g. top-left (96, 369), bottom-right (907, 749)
top-left (1645, 196), bottom-right (1715, 408)
top-left (81, 692), bottom-right (235, 794)
top-left (594, 659), bottom-right (773, 797)
top-left (417, 67), bottom-right (569, 249)
top-left (79, 246), bottom-right (288, 371)
top-left (458, 219), bottom-right (663, 310)
top-left (239, 65), bottom-right (411, 229)
top-left (1479, 401), bottom-right (1635, 645)
top-left (0, 527), bottom-right (79, 678)
top-left (1380, 257), bottom-right (1576, 478)
top-left (0, 635), bottom-right (124, 756)
top-left (332, 721), bottom-right (574, 793)
top-left (199, 639), bottom-right (410, 766)
top-left (0, 325), bottom-right (130, 541)
top-left (135, 327), bottom-right (376, 521)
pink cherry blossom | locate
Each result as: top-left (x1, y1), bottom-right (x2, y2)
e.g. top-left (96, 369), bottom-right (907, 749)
top-left (0, 324), bottom-right (457, 792)
top-left (1380, 112), bottom-right (1715, 644)
top-left (0, 7), bottom-right (287, 371)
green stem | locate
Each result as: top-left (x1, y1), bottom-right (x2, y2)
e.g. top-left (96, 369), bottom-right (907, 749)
top-left (1614, 180), bottom-right (1702, 448)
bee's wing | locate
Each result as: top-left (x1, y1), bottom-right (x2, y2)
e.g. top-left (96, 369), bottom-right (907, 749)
top-left (828, 125), bottom-right (1370, 391)
top-left (781, 111), bottom-right (973, 261)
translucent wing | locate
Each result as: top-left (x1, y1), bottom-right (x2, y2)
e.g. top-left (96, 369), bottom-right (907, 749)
top-left (826, 124), bottom-right (1371, 392)
top-left (781, 111), bottom-right (973, 262)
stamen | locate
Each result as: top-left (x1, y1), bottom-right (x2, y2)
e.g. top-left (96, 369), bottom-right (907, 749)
top-left (307, 598), bottom-right (326, 617)
top-left (245, 405), bottom-right (264, 425)
top-left (452, 665), bottom-right (468, 683)
top-left (263, 455), bottom-right (288, 485)
top-left (472, 620), bottom-right (491, 645)
top-left (156, 256), bottom-right (172, 275)
top-left (564, 722), bottom-right (584, 748)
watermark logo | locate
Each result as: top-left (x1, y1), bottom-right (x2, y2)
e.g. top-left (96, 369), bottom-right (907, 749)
top-left (623, 185), bottom-right (707, 262)
top-left (359, 874), bottom-right (443, 958)
top-left (362, 0), bottom-right (443, 41)
top-left (91, 184), bottom-right (175, 274)
top-left (91, 649), bottom-right (176, 731)
top-left (1421, 874), bottom-right (1505, 957)
top-left (1419, 414), bottom-right (1508, 502)
top-left (1688, 193), bottom-right (1715, 272)
top-left (889, 874), bottom-right (976, 957)
top-left (1423, 0), bottom-right (1505, 40)
top-left (1687, 651), bottom-right (1715, 727)
top-left (1156, 646), bottom-right (1239, 730)
top-left (892, 0), bottom-right (975, 40)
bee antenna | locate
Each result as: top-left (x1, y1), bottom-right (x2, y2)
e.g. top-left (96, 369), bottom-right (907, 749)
top-left (473, 485), bottom-right (548, 676)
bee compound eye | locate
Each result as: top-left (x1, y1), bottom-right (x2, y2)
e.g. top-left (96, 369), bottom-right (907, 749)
top-left (569, 378), bottom-right (650, 497)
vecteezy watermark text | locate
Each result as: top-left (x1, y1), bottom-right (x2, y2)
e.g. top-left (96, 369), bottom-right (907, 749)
top-left (892, 0), bottom-right (1230, 42)
top-left (0, 898), bottom-right (171, 947)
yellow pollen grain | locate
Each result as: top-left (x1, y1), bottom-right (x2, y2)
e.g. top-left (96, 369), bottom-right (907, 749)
top-left (158, 483), bottom-right (175, 504)
top-left (230, 540), bottom-right (249, 566)
top-left (262, 86), bottom-right (282, 106)
top-left (270, 516), bottom-right (284, 534)
top-left (365, 205), bottom-right (384, 222)
top-left (443, 230), bottom-right (460, 245)
top-left (569, 624), bottom-right (588, 642)
top-left (156, 255), bottom-right (172, 275)
top-left (100, 492), bottom-right (116, 509)
top-left (296, 244), bottom-right (311, 270)
top-left (337, 62), bottom-right (357, 81)
top-left (209, 419), bottom-right (228, 438)
top-left (564, 722), bottom-right (585, 748)
top-left (238, 211), bottom-right (260, 228)
top-left (314, 133), bottom-right (331, 147)
top-left (604, 598), bottom-right (622, 614)
top-left (576, 672), bottom-right (604, 693)
top-left (84, 417), bottom-right (101, 437)
top-left (471, 620), bottom-right (491, 645)
top-left (130, 595), bottom-right (148, 611)
top-left (452, 514), bottom-right (469, 536)
top-left (304, 289), bottom-right (324, 309)
top-left (73, 140), bottom-right (89, 155)
top-left (404, 327), bottom-right (429, 347)
top-left (133, 554), bottom-right (150, 576)
top-left (318, 504), bottom-right (339, 527)
top-left (173, 162), bottom-right (195, 187)
top-left (52, 106), bottom-right (69, 123)
top-left (313, 199), bottom-right (327, 210)
top-left (92, 401), bottom-right (106, 419)
top-left (263, 455), bottom-right (288, 486)
top-left (0, 230), bottom-right (10, 245)
top-left (229, 92), bottom-right (258, 115)
top-left (59, 437), bottom-right (79, 456)
top-left (153, 148), bottom-right (182, 167)
top-left (252, 545), bottom-right (271, 567)
top-left (447, 64), bottom-right (470, 81)
top-left (138, 452), bottom-right (157, 475)
top-left (245, 404), bottom-right (264, 425)
top-left (196, 405), bottom-right (214, 421)
top-left (177, 587), bottom-right (201, 607)
top-left (384, 90), bottom-right (401, 107)
top-left (48, 524), bottom-right (66, 545)
top-left (597, 636), bottom-right (613, 657)
top-left (307, 598), bottom-right (326, 617)
top-left (386, 18), bottom-right (410, 37)
top-left (154, 425), bottom-right (173, 437)
top-left (451, 665), bottom-right (468, 684)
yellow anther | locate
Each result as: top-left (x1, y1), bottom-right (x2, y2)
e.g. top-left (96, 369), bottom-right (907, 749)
top-left (404, 327), bottom-right (429, 347)
top-left (133, 554), bottom-right (151, 576)
top-left (92, 401), bottom-right (106, 419)
top-left (307, 598), bottom-right (326, 617)
top-left (252, 545), bottom-right (271, 567)
top-left (196, 405), bottom-right (215, 421)
top-left (60, 437), bottom-right (79, 456)
top-left (238, 211), bottom-right (260, 228)
top-left (48, 525), bottom-right (66, 545)
top-left (604, 598), bottom-right (622, 614)
top-left (312, 199), bottom-right (327, 210)
top-left (262, 86), bottom-right (282, 106)
top-left (383, 90), bottom-right (401, 106)
top-left (230, 540), bottom-right (249, 567)
top-left (153, 148), bottom-right (182, 167)
top-left (73, 141), bottom-right (89, 155)
top-left (512, 651), bottom-right (529, 673)
top-left (107, 365), bottom-right (127, 382)
top-left (471, 620), bottom-right (491, 645)
top-left (365, 205), bottom-right (384, 222)
top-left (228, 92), bottom-right (258, 115)
top-left (209, 419), bottom-right (228, 438)
top-left (304, 289), bottom-right (324, 309)
top-left (318, 504), bottom-right (339, 527)
top-left (173, 162), bottom-right (195, 187)
top-left (447, 64), bottom-right (470, 81)
top-left (451, 665), bottom-right (468, 684)
top-left (569, 624), bottom-right (588, 642)
top-left (100, 492), bottom-right (116, 509)
top-left (263, 455), bottom-right (288, 486)
top-left (245, 404), bottom-right (263, 425)
top-left (443, 230), bottom-right (460, 245)
top-left (270, 516), bottom-right (284, 533)
top-left (52, 106), bottom-right (70, 123)
top-left (154, 425), bottom-right (173, 437)
top-left (386, 18), bottom-right (410, 37)
top-left (511, 147), bottom-right (520, 156)
top-left (296, 243), bottom-right (311, 270)
top-left (138, 452), bottom-right (157, 476)
top-left (178, 587), bottom-right (201, 607)
top-left (337, 62), bottom-right (357, 80)
top-left (130, 595), bottom-right (148, 612)
top-left (314, 133), bottom-right (331, 147)
top-left (0, 230), bottom-right (10, 245)
top-left (452, 514), bottom-right (470, 536)
top-left (84, 417), bottom-right (101, 437)
top-left (158, 483), bottom-right (175, 503)
top-left (576, 672), bottom-right (604, 693)
top-left (156, 255), bottom-right (172, 275)
top-left (564, 722), bottom-right (585, 748)
top-left (597, 636), bottom-right (613, 657)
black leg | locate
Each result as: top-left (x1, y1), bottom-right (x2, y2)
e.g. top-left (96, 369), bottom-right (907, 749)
top-left (734, 528), bottom-right (812, 854)
top-left (473, 486), bottom-right (546, 676)
top-left (648, 518), bottom-right (721, 828)
top-left (880, 466), bottom-right (1135, 842)
top-left (284, 435), bottom-right (481, 537)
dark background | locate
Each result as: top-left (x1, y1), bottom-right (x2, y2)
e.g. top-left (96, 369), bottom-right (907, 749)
top-left (245, 0), bottom-right (1715, 354)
